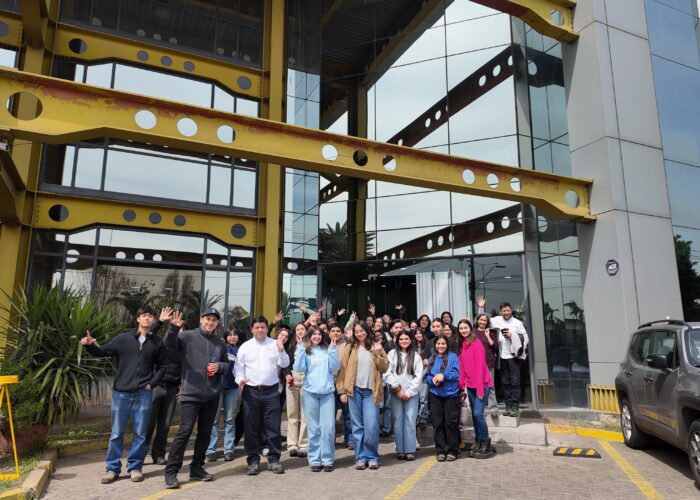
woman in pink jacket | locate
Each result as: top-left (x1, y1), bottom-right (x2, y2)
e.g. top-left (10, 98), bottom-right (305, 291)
top-left (457, 319), bottom-right (494, 459)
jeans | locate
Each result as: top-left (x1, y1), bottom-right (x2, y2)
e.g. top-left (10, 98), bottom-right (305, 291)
top-left (146, 384), bottom-right (178, 461)
top-left (380, 384), bottom-right (392, 433)
top-left (242, 385), bottom-right (282, 465)
top-left (391, 394), bottom-right (418, 454)
top-left (106, 389), bottom-right (152, 473)
top-left (335, 391), bottom-right (353, 445)
top-left (467, 387), bottom-right (491, 442)
top-left (302, 391), bottom-right (336, 466)
top-left (501, 358), bottom-right (521, 405)
top-left (429, 393), bottom-right (460, 456)
top-left (348, 387), bottom-right (380, 463)
top-left (165, 397), bottom-right (220, 474)
top-left (417, 382), bottom-right (429, 424)
top-left (207, 387), bottom-right (239, 455)
top-left (487, 368), bottom-right (499, 414)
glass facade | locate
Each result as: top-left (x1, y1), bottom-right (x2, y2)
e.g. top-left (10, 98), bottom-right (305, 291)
top-left (28, 227), bottom-right (253, 329)
top-left (646, 0), bottom-right (700, 320)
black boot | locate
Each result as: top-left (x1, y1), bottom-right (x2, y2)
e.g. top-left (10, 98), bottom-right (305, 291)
top-left (468, 439), bottom-right (481, 458)
top-left (475, 437), bottom-right (494, 459)
top-left (512, 401), bottom-right (520, 417)
top-left (503, 402), bottom-right (511, 417)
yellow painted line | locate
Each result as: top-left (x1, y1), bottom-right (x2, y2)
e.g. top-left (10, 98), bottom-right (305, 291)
top-left (558, 447), bottom-right (569, 454)
top-left (546, 424), bottom-right (624, 442)
top-left (598, 441), bottom-right (663, 500)
top-left (141, 464), bottom-right (247, 500)
top-left (571, 448), bottom-right (583, 455)
top-left (586, 449), bottom-right (596, 456)
top-left (384, 456), bottom-right (437, 500)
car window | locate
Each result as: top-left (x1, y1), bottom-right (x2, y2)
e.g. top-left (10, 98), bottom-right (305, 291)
top-left (629, 331), bottom-right (653, 364)
top-left (687, 329), bottom-right (700, 367)
top-left (650, 330), bottom-right (678, 369)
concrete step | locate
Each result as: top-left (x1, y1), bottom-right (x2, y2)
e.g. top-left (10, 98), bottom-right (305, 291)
top-left (460, 421), bottom-right (547, 447)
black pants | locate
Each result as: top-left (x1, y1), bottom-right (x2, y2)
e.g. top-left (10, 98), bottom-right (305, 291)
top-left (242, 385), bottom-right (282, 465)
top-left (429, 393), bottom-right (460, 456)
top-left (501, 358), bottom-right (521, 405)
top-left (165, 397), bottom-right (219, 474)
top-left (146, 384), bottom-right (178, 460)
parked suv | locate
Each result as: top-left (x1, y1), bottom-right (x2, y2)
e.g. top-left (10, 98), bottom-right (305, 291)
top-left (615, 319), bottom-right (700, 487)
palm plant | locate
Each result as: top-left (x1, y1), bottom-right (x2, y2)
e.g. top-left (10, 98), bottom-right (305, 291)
top-left (0, 285), bottom-right (122, 429)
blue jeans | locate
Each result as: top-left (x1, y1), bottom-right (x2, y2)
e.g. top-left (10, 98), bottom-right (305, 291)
top-left (106, 389), bottom-right (152, 473)
top-left (391, 393), bottom-right (418, 454)
top-left (417, 382), bottom-right (429, 424)
top-left (380, 384), bottom-right (392, 433)
top-left (348, 387), bottom-right (380, 463)
top-left (335, 391), bottom-right (353, 445)
top-left (467, 387), bottom-right (491, 442)
top-left (303, 391), bottom-right (336, 466)
top-left (207, 387), bottom-right (239, 455)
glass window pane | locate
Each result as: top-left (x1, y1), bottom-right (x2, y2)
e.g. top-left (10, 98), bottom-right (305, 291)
top-left (666, 160), bottom-right (700, 228)
top-left (74, 146), bottom-right (104, 189)
top-left (83, 63), bottom-right (113, 87)
top-left (0, 48), bottom-right (16, 67)
top-left (445, 14), bottom-right (511, 56)
top-left (376, 190), bottom-right (451, 231)
top-left (209, 165), bottom-right (231, 205)
top-left (233, 168), bottom-right (256, 209)
top-left (445, 0), bottom-right (501, 23)
top-left (392, 25), bottom-right (446, 67)
top-left (647, 0), bottom-right (700, 70)
top-left (450, 136), bottom-right (519, 166)
top-left (114, 64), bottom-right (212, 107)
top-left (103, 149), bottom-right (208, 203)
top-left (98, 229), bottom-right (204, 258)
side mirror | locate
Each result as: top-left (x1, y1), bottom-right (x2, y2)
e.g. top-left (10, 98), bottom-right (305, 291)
top-left (646, 353), bottom-right (669, 371)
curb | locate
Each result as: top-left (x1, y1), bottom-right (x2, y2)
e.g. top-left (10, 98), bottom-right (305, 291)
top-left (546, 424), bottom-right (624, 442)
top-left (0, 449), bottom-right (57, 500)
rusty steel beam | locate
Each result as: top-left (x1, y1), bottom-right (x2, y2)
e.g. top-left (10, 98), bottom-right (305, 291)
top-left (33, 192), bottom-right (260, 248)
top-left (0, 67), bottom-right (593, 220)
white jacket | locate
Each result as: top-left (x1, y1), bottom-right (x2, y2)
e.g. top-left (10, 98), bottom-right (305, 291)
top-left (383, 349), bottom-right (424, 397)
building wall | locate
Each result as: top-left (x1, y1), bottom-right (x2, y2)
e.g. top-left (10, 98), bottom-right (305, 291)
top-left (564, 0), bottom-right (684, 385)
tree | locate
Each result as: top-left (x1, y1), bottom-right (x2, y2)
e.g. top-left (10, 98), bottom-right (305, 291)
top-left (674, 235), bottom-right (700, 321)
top-left (318, 222), bottom-right (375, 262)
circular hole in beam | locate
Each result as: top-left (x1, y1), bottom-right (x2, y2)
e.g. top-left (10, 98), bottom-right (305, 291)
top-left (487, 173), bottom-right (499, 188)
top-left (8, 92), bottom-right (42, 120)
top-left (149, 212), bottom-right (162, 224)
top-left (136, 50), bottom-right (149, 62)
top-left (68, 38), bottom-right (88, 54)
top-left (501, 216), bottom-right (510, 229)
top-left (478, 75), bottom-right (486, 86)
top-left (173, 215), bottom-right (186, 226)
top-left (493, 65), bottom-right (501, 77)
top-left (122, 209), bottom-right (136, 222)
top-left (0, 22), bottom-right (9, 37)
top-left (565, 190), bottom-right (580, 208)
top-left (353, 150), bottom-right (368, 166)
top-left (383, 155), bottom-right (397, 172)
top-left (231, 224), bottom-right (247, 239)
top-left (510, 177), bottom-right (521, 192)
top-left (486, 222), bottom-right (495, 233)
top-left (160, 55), bottom-right (173, 67)
top-left (177, 117), bottom-right (198, 137)
top-left (217, 125), bottom-right (236, 144)
top-left (183, 61), bottom-right (195, 72)
top-left (462, 169), bottom-right (475, 185)
top-left (322, 144), bottom-right (338, 161)
top-left (135, 109), bottom-right (157, 129)
top-left (48, 204), bottom-right (69, 222)
top-left (237, 76), bottom-right (252, 91)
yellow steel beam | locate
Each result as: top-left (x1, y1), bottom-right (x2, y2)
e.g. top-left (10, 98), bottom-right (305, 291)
top-left (0, 67), bottom-right (593, 221)
top-left (472, 0), bottom-right (577, 43)
top-left (21, 0), bottom-right (51, 49)
top-left (255, 0), bottom-right (285, 320)
top-left (54, 23), bottom-right (263, 99)
top-left (0, 12), bottom-right (23, 49)
top-left (33, 192), bottom-right (259, 248)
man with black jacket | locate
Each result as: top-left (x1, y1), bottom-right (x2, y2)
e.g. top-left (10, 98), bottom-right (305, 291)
top-left (145, 307), bottom-right (182, 465)
top-left (163, 308), bottom-right (229, 489)
top-left (81, 305), bottom-right (163, 484)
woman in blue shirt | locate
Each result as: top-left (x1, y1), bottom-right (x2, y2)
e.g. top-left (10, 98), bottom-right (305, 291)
top-left (293, 325), bottom-right (340, 472)
top-left (425, 334), bottom-right (461, 462)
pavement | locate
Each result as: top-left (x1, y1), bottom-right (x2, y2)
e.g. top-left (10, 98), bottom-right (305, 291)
top-left (41, 431), bottom-right (700, 499)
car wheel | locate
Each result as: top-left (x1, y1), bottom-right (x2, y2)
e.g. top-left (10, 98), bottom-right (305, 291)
top-left (620, 398), bottom-right (648, 449)
top-left (688, 420), bottom-right (700, 489)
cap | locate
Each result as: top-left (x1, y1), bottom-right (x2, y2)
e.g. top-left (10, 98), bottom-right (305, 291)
top-left (200, 307), bottom-right (221, 319)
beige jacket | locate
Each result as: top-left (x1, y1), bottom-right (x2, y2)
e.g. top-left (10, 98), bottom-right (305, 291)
top-left (336, 343), bottom-right (389, 406)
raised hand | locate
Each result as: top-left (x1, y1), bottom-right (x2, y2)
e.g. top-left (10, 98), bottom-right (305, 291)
top-left (394, 304), bottom-right (404, 310)
top-left (337, 308), bottom-right (346, 317)
top-left (350, 311), bottom-right (357, 320)
top-left (318, 306), bottom-right (327, 314)
top-left (330, 336), bottom-right (337, 347)
top-left (476, 296), bottom-right (486, 309)
top-left (171, 310), bottom-right (185, 328)
top-left (274, 310), bottom-right (283, 324)
top-left (276, 330), bottom-right (289, 351)
top-left (80, 330), bottom-right (96, 346)
top-left (159, 306), bottom-right (173, 322)
top-left (372, 339), bottom-right (383, 351)
top-left (298, 303), bottom-right (308, 314)
top-left (368, 303), bottom-right (376, 315)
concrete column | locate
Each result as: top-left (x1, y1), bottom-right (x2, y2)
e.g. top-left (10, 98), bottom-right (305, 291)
top-left (563, 0), bottom-right (682, 384)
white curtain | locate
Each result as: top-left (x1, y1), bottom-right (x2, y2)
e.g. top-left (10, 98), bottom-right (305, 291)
top-left (415, 270), bottom-right (470, 322)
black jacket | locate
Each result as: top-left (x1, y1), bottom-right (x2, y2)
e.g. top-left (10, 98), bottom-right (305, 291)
top-left (164, 324), bottom-right (229, 403)
top-left (85, 330), bottom-right (163, 392)
top-left (149, 320), bottom-right (182, 388)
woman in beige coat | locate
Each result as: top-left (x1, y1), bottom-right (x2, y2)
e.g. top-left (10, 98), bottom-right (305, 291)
top-left (336, 321), bottom-right (388, 470)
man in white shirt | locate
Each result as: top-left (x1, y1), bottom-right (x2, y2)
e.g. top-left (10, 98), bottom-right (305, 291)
top-left (490, 302), bottom-right (529, 417)
top-left (234, 316), bottom-right (289, 475)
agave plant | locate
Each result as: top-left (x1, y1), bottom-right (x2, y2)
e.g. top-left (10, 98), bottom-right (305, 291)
top-left (0, 285), bottom-right (123, 429)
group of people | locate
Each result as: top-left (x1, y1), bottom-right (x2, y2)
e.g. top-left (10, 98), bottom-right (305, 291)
top-left (80, 298), bottom-right (528, 488)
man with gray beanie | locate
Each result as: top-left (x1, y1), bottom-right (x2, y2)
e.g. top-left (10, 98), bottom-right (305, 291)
top-left (163, 307), bottom-right (229, 489)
